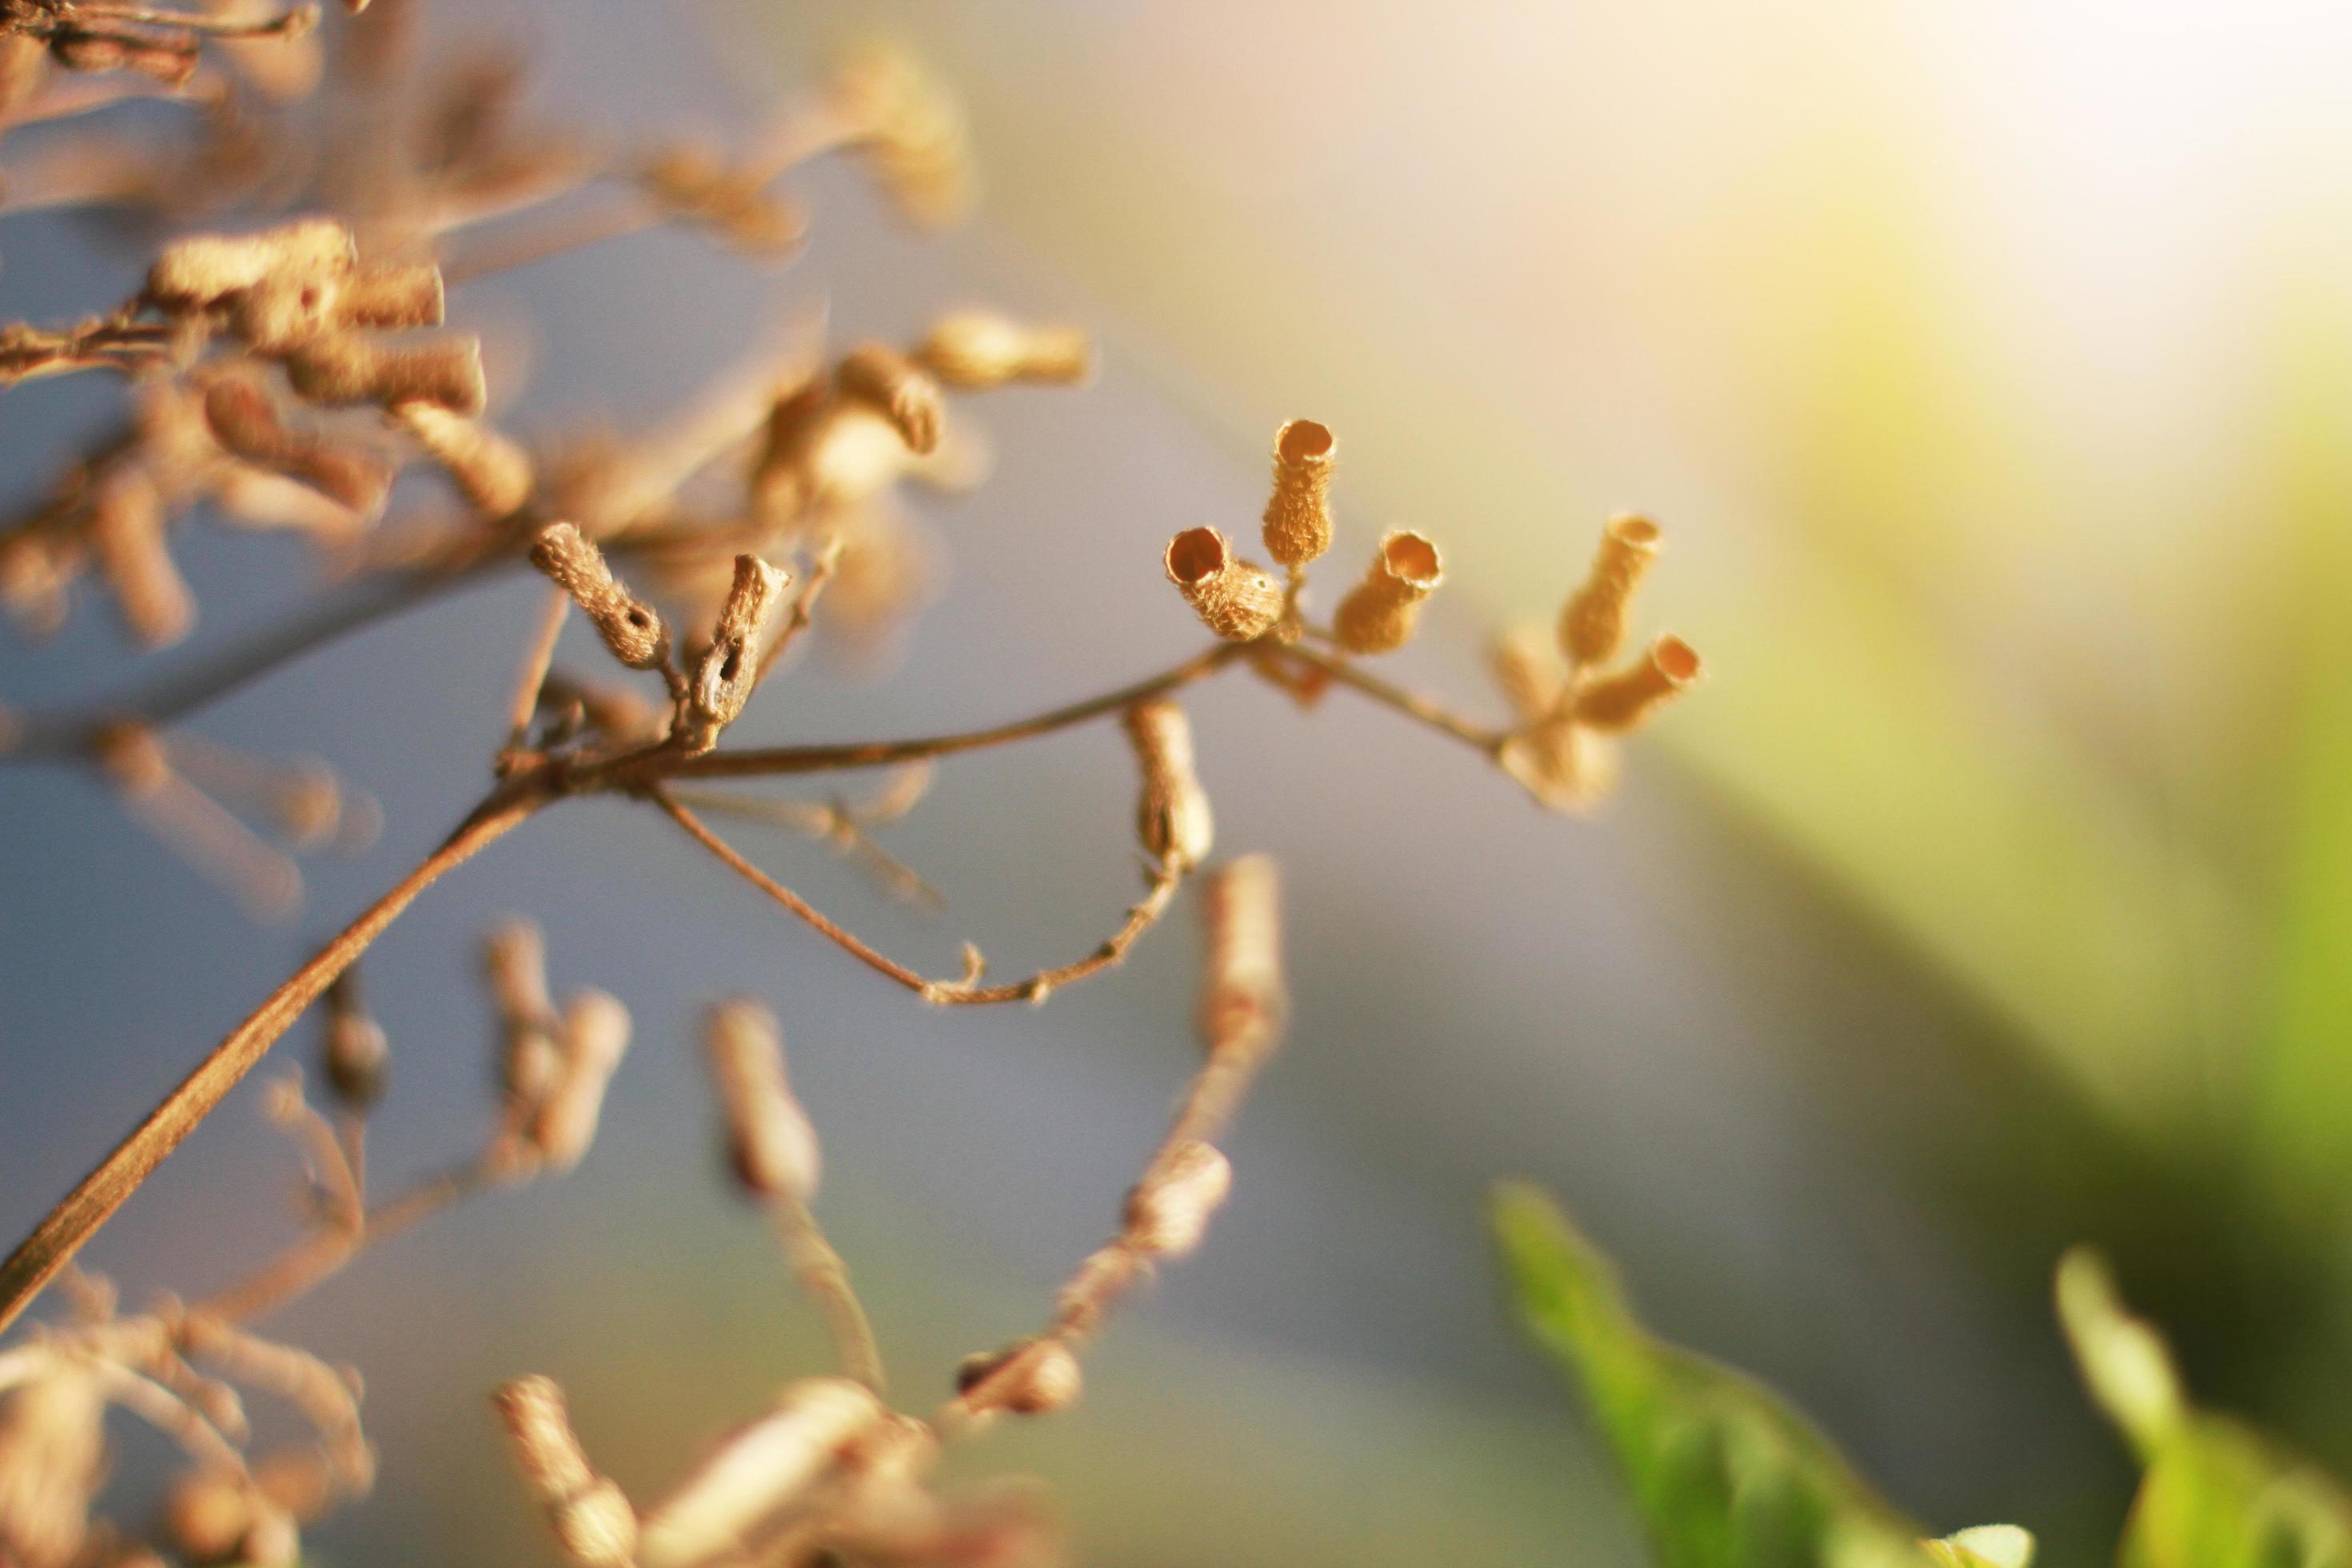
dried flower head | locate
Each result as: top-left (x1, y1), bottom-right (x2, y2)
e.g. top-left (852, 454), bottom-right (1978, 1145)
top-left (1331, 529), bottom-right (1442, 656)
top-left (1163, 526), bottom-right (1282, 642)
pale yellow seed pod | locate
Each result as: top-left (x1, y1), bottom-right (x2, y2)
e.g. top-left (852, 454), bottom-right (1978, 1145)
top-left (1572, 634), bottom-right (1703, 732)
top-left (830, 46), bottom-right (974, 230)
top-left (50, 28), bottom-right (200, 85)
top-left (530, 990), bottom-right (630, 1171)
top-left (1261, 419), bottom-right (1336, 568)
top-left (1163, 526), bottom-right (1282, 642)
top-left (1121, 697), bottom-right (1213, 872)
top-left (835, 343), bottom-right (943, 454)
top-left (491, 1376), bottom-right (639, 1568)
top-left (702, 998), bottom-right (822, 1202)
top-left (529, 522), bottom-right (670, 670)
top-left (283, 332), bottom-right (486, 416)
top-left (955, 1338), bottom-right (1082, 1416)
top-left (147, 218), bottom-right (354, 311)
top-left (1124, 1141), bottom-right (1232, 1258)
top-left (689, 554), bottom-right (791, 738)
top-left (334, 262), bottom-right (445, 330)
top-left (635, 1378), bottom-right (882, 1568)
top-left (0, 1369), bottom-right (106, 1568)
top-left (914, 310), bottom-right (1091, 387)
top-left (1488, 624), bottom-right (1566, 722)
top-left (232, 270), bottom-right (345, 354)
top-left (1198, 854), bottom-right (1285, 1058)
top-left (482, 919), bottom-right (553, 1026)
top-left (1331, 530), bottom-right (1442, 655)
top-left (394, 402), bottom-right (534, 519)
top-left (203, 374), bottom-right (394, 516)
top-left (1558, 514), bottom-right (1661, 668)
top-left (89, 465), bottom-right (192, 647)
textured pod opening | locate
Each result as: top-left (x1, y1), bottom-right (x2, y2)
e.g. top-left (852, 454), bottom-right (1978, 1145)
top-left (1379, 530), bottom-right (1442, 587)
top-left (1653, 634), bottom-right (1703, 684)
top-left (1606, 513), bottom-right (1662, 550)
top-left (1276, 419), bottom-right (1334, 464)
top-left (1164, 526), bottom-right (1230, 587)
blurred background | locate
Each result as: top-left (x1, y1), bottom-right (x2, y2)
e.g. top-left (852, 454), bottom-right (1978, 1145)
top-left (9, 1), bottom-right (2352, 1562)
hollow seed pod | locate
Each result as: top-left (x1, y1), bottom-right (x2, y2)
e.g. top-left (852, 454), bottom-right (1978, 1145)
top-left (1572, 634), bottom-right (1703, 732)
top-left (1331, 530), bottom-right (1442, 655)
top-left (1261, 419), bottom-right (1335, 568)
top-left (492, 1377), bottom-right (639, 1568)
top-left (529, 522), bottom-right (669, 670)
top-left (394, 403), bottom-right (534, 519)
top-left (688, 554), bottom-right (790, 741)
top-left (283, 333), bottom-right (486, 416)
top-left (1558, 514), bottom-right (1660, 668)
top-left (1163, 526), bottom-right (1282, 642)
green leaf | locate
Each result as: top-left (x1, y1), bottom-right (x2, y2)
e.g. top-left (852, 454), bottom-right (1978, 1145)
top-left (1491, 1181), bottom-right (2028, 1568)
top-left (2059, 1248), bottom-right (2352, 1568)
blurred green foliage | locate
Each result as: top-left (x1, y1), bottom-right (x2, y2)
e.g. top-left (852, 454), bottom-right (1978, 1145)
top-left (1495, 1182), bottom-right (2352, 1568)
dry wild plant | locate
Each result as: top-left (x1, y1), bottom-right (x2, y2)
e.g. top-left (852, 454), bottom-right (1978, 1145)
top-left (0, 6), bottom-right (1704, 1565)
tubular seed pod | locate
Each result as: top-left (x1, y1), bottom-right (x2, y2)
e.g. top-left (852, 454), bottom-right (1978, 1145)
top-left (394, 402), bottom-right (534, 518)
top-left (1572, 634), bottom-right (1703, 732)
top-left (89, 465), bottom-right (193, 647)
top-left (1261, 419), bottom-right (1335, 568)
top-left (1330, 530), bottom-right (1442, 655)
top-left (1121, 698), bottom-right (1213, 872)
top-left (688, 554), bottom-right (791, 740)
top-left (834, 343), bottom-right (942, 454)
top-left (530, 990), bottom-right (630, 1171)
top-left (202, 376), bottom-right (394, 516)
top-left (529, 522), bottom-right (670, 670)
top-left (492, 1377), bottom-right (639, 1568)
top-left (1558, 514), bottom-right (1661, 667)
top-left (50, 27), bottom-right (201, 86)
top-left (334, 262), bottom-right (445, 330)
top-left (634, 1378), bottom-right (883, 1568)
top-left (913, 310), bottom-right (1090, 387)
top-left (282, 332), bottom-right (486, 415)
top-left (1162, 526), bottom-right (1282, 642)
top-left (829, 46), bottom-right (974, 230)
top-left (147, 219), bottom-right (354, 313)
top-left (1197, 854), bottom-right (1284, 1058)
top-left (1123, 1141), bottom-right (1232, 1258)
top-left (955, 1338), bottom-right (1082, 1416)
top-left (702, 998), bottom-right (822, 1202)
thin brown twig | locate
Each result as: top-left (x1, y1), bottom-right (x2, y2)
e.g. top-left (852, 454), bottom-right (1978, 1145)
top-left (664, 786), bottom-right (945, 913)
top-left (653, 785), bottom-right (1184, 1006)
top-left (1282, 638), bottom-right (1507, 757)
top-left (770, 1189), bottom-right (885, 1394)
top-left (502, 583), bottom-right (571, 754)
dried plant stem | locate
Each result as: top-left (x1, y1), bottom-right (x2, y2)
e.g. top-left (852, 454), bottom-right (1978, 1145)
top-left (654, 786), bottom-right (1183, 1005)
top-left (753, 534), bottom-right (842, 686)
top-left (440, 194), bottom-right (663, 287)
top-left (672, 641), bottom-right (1254, 781)
top-left (663, 786), bottom-right (945, 912)
top-left (0, 790), bottom-right (542, 1337)
top-left (197, 1151), bottom-right (514, 1325)
top-left (503, 584), bottom-right (572, 750)
top-left (770, 1190), bottom-right (884, 1394)
top-left (1285, 639), bottom-right (1506, 757)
